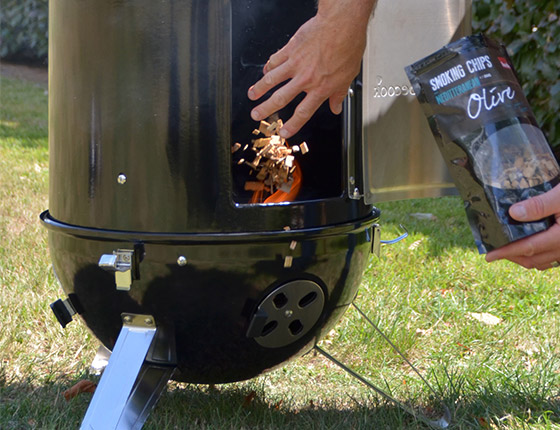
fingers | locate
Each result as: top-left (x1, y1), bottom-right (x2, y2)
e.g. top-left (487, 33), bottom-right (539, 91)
top-left (329, 92), bottom-right (347, 115)
top-left (509, 183), bottom-right (560, 222)
top-left (250, 79), bottom-right (302, 123)
top-left (485, 223), bottom-right (560, 270)
top-left (248, 46), bottom-right (292, 101)
top-left (495, 253), bottom-right (559, 271)
top-left (278, 92), bottom-right (325, 138)
top-left (263, 47), bottom-right (290, 75)
top-left (249, 65), bottom-right (327, 138)
top-left (487, 183), bottom-right (560, 271)
top-left (251, 86), bottom-right (347, 139)
top-left (248, 62), bottom-right (292, 102)
top-left (250, 85), bottom-right (347, 138)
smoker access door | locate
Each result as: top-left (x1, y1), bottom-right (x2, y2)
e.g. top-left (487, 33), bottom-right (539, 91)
top-left (357, 0), bottom-right (472, 203)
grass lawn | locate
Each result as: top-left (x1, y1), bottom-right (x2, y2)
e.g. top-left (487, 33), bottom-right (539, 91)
top-left (1, 73), bottom-right (559, 429)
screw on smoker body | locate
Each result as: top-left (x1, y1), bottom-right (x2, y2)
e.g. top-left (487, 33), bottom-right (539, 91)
top-left (123, 315), bottom-right (133, 323)
top-left (144, 318), bottom-right (153, 326)
top-left (117, 174), bottom-right (127, 184)
top-left (284, 309), bottom-right (294, 318)
top-left (177, 256), bottom-right (187, 266)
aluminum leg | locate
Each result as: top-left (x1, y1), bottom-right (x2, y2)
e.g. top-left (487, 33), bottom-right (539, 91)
top-left (80, 314), bottom-right (176, 430)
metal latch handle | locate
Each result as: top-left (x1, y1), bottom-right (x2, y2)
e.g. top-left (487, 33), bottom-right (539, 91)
top-left (98, 249), bottom-right (134, 291)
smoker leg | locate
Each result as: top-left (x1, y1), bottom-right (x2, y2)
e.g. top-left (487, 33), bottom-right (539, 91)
top-left (80, 314), bottom-right (176, 430)
top-left (314, 303), bottom-right (451, 429)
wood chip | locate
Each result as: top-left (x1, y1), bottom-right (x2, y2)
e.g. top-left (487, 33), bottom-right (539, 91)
top-left (285, 155), bottom-right (294, 168)
top-left (256, 169), bottom-right (268, 181)
top-left (491, 153), bottom-right (559, 189)
top-left (284, 255), bottom-right (293, 268)
top-left (279, 181), bottom-right (292, 193)
top-left (63, 380), bottom-right (97, 401)
top-left (253, 138), bottom-right (270, 148)
top-left (244, 181), bottom-right (265, 191)
top-left (237, 118), bottom-right (309, 202)
top-left (267, 121), bottom-right (279, 134)
top-left (259, 120), bottom-right (272, 136)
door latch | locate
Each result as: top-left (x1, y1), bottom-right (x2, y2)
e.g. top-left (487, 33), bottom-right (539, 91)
top-left (98, 249), bottom-right (134, 291)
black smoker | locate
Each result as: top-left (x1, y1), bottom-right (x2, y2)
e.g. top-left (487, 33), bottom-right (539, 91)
top-left (43, 0), bottom-right (469, 428)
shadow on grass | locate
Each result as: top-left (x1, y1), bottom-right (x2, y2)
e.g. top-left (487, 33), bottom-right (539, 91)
top-left (0, 76), bottom-right (48, 151)
top-left (134, 381), bottom-right (560, 430)
top-left (2, 375), bottom-right (559, 430)
top-left (0, 378), bottom-right (89, 430)
top-left (0, 126), bottom-right (48, 150)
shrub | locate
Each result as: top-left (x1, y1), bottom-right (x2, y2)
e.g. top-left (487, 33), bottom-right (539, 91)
top-left (1, 0), bottom-right (558, 150)
top-left (473, 0), bottom-right (560, 149)
top-left (0, 0), bottom-right (48, 64)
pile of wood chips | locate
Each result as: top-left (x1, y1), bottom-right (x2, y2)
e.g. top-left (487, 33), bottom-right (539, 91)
top-left (490, 153), bottom-right (559, 189)
top-left (232, 119), bottom-right (308, 195)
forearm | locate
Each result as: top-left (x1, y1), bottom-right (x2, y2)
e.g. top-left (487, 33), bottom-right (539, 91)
top-left (311, 0), bottom-right (377, 82)
top-left (316, 0), bottom-right (377, 31)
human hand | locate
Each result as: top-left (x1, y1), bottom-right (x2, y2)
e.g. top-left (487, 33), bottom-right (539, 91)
top-left (485, 183), bottom-right (560, 270)
top-left (247, 2), bottom-right (373, 139)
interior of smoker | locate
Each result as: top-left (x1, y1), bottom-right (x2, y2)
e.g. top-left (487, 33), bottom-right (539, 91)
top-left (231, 1), bottom-right (344, 204)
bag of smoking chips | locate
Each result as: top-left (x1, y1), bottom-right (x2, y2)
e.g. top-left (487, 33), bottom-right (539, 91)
top-left (405, 34), bottom-right (560, 254)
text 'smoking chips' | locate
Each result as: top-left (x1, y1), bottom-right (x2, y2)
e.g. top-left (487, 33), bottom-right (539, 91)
top-left (406, 34), bottom-right (560, 253)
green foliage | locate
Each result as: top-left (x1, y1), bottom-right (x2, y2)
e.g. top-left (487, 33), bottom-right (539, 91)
top-left (473, 0), bottom-right (560, 149)
top-left (0, 0), bottom-right (48, 63)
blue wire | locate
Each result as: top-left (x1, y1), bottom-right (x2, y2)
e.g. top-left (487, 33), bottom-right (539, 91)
top-left (379, 225), bottom-right (408, 245)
